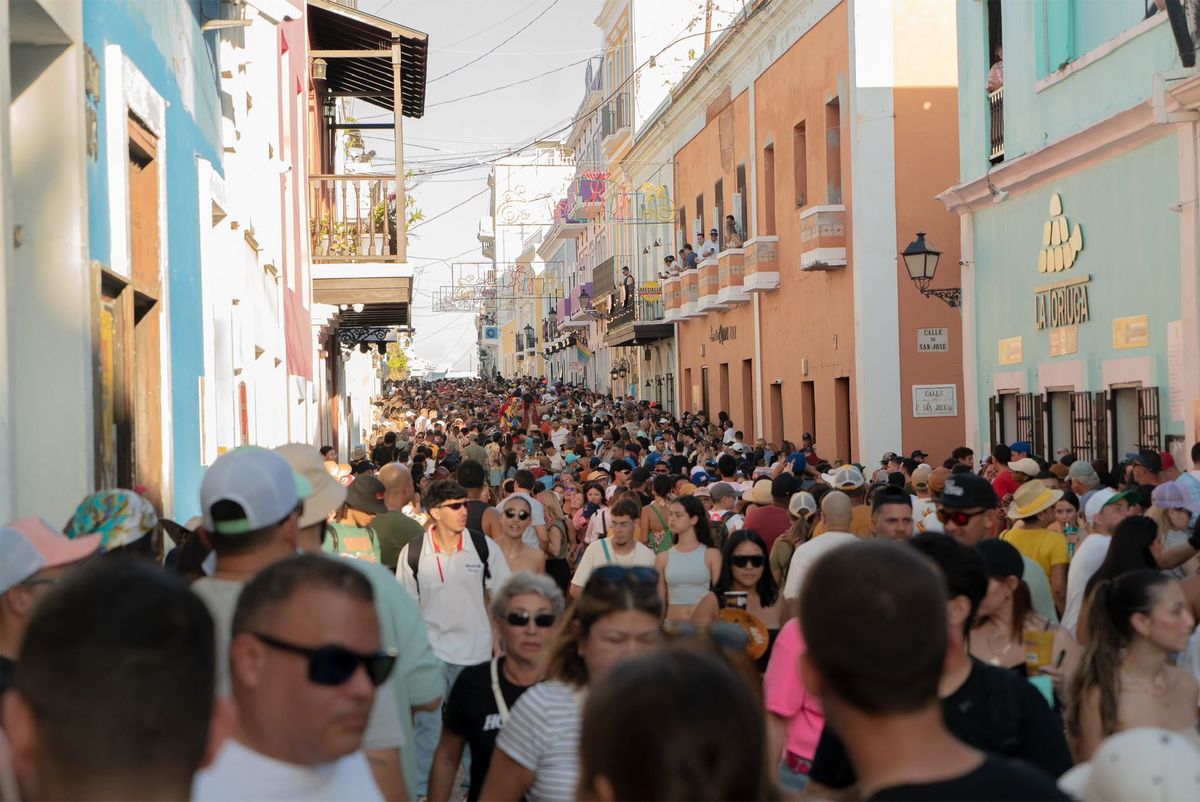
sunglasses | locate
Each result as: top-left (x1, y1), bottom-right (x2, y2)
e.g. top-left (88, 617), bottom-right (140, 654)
top-left (252, 632), bottom-right (397, 687)
top-left (505, 611), bottom-right (557, 628)
top-left (935, 507), bottom-right (989, 526)
top-left (730, 554), bottom-right (766, 568)
top-left (437, 501), bottom-right (468, 511)
top-left (591, 565), bottom-right (659, 587)
top-left (504, 508), bottom-right (531, 521)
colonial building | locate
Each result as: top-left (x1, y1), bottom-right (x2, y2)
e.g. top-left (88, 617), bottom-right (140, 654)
top-left (661, 0), bottom-right (965, 463)
top-left (940, 0), bottom-right (1200, 467)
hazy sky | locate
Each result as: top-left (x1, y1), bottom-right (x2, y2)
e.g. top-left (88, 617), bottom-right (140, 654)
top-left (354, 0), bottom-right (605, 372)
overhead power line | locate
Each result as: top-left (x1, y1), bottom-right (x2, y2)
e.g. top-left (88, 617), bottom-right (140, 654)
top-left (434, 0), bottom-right (544, 50)
top-left (427, 55), bottom-right (595, 108)
top-left (429, 0), bottom-right (564, 84)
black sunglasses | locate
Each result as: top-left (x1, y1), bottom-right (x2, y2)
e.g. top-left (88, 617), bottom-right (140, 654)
top-left (591, 565), bottom-right (659, 587)
top-left (504, 508), bottom-right (531, 521)
top-left (437, 501), bottom-right (468, 511)
top-left (730, 554), bottom-right (766, 568)
top-left (505, 611), bottom-right (557, 628)
top-left (252, 632), bottom-right (397, 687)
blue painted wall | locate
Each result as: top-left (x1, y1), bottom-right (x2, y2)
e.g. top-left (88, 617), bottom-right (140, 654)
top-left (957, 1), bottom-right (1182, 182)
top-left (84, 0), bottom-right (224, 518)
top-left (971, 136), bottom-right (1183, 436)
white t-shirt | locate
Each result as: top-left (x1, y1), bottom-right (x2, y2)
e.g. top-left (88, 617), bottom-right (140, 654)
top-left (1062, 533), bottom-right (1111, 635)
top-left (193, 739), bottom-right (381, 802)
top-left (782, 531), bottom-right (860, 601)
top-left (495, 681), bottom-right (582, 802)
top-left (191, 575), bottom-right (405, 751)
top-left (698, 239), bottom-right (719, 259)
top-left (911, 496), bottom-right (941, 534)
top-left (397, 529), bottom-right (512, 665)
top-left (550, 427), bottom-right (569, 450)
top-left (571, 539), bottom-right (656, 588)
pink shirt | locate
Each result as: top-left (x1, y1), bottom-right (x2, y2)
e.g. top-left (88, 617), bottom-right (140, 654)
top-left (762, 619), bottom-right (824, 760)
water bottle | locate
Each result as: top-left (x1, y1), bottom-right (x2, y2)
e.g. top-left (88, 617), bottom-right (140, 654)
top-left (1064, 524), bottom-right (1078, 559)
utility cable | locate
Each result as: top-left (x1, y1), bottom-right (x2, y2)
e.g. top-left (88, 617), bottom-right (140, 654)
top-left (429, 0), bottom-right (564, 84)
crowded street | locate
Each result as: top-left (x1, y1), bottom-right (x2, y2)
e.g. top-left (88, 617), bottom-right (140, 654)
top-left (3, 0), bottom-right (1200, 800)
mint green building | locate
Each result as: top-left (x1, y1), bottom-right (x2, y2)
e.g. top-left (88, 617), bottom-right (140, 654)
top-left (940, 0), bottom-right (1200, 469)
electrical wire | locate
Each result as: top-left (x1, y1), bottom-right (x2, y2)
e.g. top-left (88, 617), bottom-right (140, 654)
top-left (434, 0), bottom-right (545, 50)
top-left (427, 55), bottom-right (596, 108)
top-left (429, 0), bottom-right (564, 84)
top-left (408, 185), bottom-right (491, 231)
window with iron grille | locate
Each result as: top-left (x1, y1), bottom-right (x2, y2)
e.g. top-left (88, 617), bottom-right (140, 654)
top-left (1137, 387), bottom-right (1161, 454)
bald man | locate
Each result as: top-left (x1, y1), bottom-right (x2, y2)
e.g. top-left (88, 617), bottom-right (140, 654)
top-left (374, 463), bottom-right (425, 571)
top-left (782, 491), bottom-right (861, 620)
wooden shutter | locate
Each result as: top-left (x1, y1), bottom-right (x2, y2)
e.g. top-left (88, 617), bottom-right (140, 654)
top-left (1093, 391), bottom-right (1110, 468)
top-left (988, 396), bottom-right (999, 452)
top-left (1033, 393), bottom-right (1046, 458)
top-left (1137, 387), bottom-right (1161, 453)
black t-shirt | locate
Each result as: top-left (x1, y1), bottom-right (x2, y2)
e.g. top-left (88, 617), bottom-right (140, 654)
top-left (443, 657), bottom-right (533, 801)
top-left (869, 755), bottom-right (1069, 801)
top-left (667, 454), bottom-right (688, 474)
top-left (810, 658), bottom-right (1073, 788)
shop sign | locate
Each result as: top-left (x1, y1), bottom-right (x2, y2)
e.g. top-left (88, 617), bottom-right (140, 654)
top-left (639, 281), bottom-right (663, 302)
top-left (917, 327), bottom-right (948, 352)
top-left (1168, 321), bottom-right (1184, 422)
top-left (998, 336), bottom-right (1023, 366)
top-left (1034, 275), bottom-right (1090, 330)
top-left (709, 325), bottom-right (737, 344)
top-left (1112, 315), bottom-right (1149, 350)
top-left (912, 385), bottom-right (958, 418)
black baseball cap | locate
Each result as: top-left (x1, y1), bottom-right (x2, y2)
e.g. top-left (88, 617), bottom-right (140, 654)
top-left (911, 449), bottom-right (929, 460)
top-left (934, 473), bottom-right (999, 510)
top-left (1126, 450), bottom-right (1162, 473)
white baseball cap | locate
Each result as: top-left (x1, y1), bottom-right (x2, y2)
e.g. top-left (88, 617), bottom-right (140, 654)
top-left (822, 465), bottom-right (865, 490)
top-left (201, 446), bottom-right (308, 535)
top-left (1058, 727), bottom-right (1200, 801)
top-left (1083, 486), bottom-right (1136, 520)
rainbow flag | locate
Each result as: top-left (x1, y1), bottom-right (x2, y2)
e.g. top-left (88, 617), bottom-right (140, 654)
top-left (576, 341), bottom-right (593, 362)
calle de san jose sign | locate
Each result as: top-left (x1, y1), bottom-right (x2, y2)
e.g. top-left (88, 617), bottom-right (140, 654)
top-left (1033, 193), bottom-right (1089, 331)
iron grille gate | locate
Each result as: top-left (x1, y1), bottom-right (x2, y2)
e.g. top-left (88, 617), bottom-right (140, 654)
top-left (1015, 393), bottom-right (1035, 448)
top-left (1069, 392), bottom-right (1094, 462)
top-left (1137, 387), bottom-right (1162, 454)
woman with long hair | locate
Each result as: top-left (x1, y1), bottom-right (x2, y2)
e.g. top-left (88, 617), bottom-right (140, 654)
top-left (536, 486), bottom-right (573, 595)
top-left (1076, 516), bottom-right (1162, 645)
top-left (578, 647), bottom-right (777, 802)
top-left (769, 492), bottom-right (817, 588)
top-left (657, 495), bottom-right (722, 622)
top-left (640, 474), bottom-right (676, 554)
top-left (692, 530), bottom-right (783, 670)
top-left (1066, 570), bottom-right (1197, 760)
top-left (480, 566), bottom-right (664, 801)
top-left (969, 539), bottom-right (1075, 679)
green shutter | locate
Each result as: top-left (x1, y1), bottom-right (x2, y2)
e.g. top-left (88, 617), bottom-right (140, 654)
top-left (1033, 0), bottom-right (1076, 80)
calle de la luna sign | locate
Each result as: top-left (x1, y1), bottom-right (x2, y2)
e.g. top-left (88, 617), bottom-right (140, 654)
top-left (1033, 193), bottom-right (1090, 331)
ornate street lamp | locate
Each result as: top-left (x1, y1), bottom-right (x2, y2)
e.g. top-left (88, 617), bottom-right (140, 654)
top-left (311, 58), bottom-right (328, 81)
top-left (578, 287), bottom-right (591, 310)
top-left (523, 323), bottom-right (535, 344)
top-left (901, 232), bottom-right (960, 309)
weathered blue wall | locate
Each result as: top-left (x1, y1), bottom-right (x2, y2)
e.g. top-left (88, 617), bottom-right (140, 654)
top-left (84, 0), bottom-right (224, 517)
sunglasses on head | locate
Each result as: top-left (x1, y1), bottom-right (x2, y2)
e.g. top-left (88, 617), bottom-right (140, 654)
top-left (505, 611), bottom-right (557, 628)
top-left (935, 507), bottom-right (988, 526)
top-left (730, 554), bottom-right (766, 568)
top-left (590, 565), bottom-right (659, 587)
top-left (504, 508), bottom-right (530, 520)
top-left (437, 501), bottom-right (468, 511)
top-left (252, 632), bottom-right (397, 687)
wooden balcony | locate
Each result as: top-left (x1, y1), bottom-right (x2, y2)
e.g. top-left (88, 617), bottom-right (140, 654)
top-left (310, 175), bottom-right (403, 263)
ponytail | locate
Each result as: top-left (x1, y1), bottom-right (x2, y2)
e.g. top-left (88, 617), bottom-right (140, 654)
top-left (1067, 570), bottom-right (1172, 741)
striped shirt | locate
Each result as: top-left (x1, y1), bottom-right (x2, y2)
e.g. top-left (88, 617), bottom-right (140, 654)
top-left (494, 680), bottom-right (583, 802)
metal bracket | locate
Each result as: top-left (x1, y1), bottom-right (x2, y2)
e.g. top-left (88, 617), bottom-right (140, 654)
top-left (920, 287), bottom-right (962, 309)
top-left (336, 326), bottom-right (395, 346)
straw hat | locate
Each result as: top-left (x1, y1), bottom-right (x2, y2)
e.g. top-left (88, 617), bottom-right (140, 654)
top-left (1007, 481), bottom-right (1063, 519)
top-left (742, 479), bottom-right (774, 505)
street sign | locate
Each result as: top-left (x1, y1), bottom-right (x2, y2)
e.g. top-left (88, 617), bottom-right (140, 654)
top-left (916, 327), bottom-right (948, 352)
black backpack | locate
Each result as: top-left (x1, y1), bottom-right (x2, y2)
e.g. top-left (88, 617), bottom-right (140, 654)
top-left (406, 528), bottom-right (491, 598)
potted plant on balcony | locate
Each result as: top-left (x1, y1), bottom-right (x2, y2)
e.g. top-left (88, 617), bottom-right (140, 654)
top-left (311, 219), bottom-right (332, 256)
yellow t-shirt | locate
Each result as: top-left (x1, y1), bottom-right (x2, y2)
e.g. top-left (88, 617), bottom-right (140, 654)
top-left (1000, 527), bottom-right (1070, 581)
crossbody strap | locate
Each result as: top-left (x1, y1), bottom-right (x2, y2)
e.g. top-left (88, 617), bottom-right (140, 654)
top-left (490, 656), bottom-right (511, 724)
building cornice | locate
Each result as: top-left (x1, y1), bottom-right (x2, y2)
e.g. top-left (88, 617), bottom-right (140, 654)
top-left (594, 0), bottom-right (628, 39)
top-left (938, 100), bottom-right (1175, 214)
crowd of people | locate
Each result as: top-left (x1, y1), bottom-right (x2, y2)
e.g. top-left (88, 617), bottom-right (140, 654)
top-left (2, 373), bottom-right (1200, 801)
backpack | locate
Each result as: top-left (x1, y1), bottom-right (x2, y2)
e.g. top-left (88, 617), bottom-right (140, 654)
top-left (406, 528), bottom-right (491, 598)
top-left (709, 511), bottom-right (735, 552)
